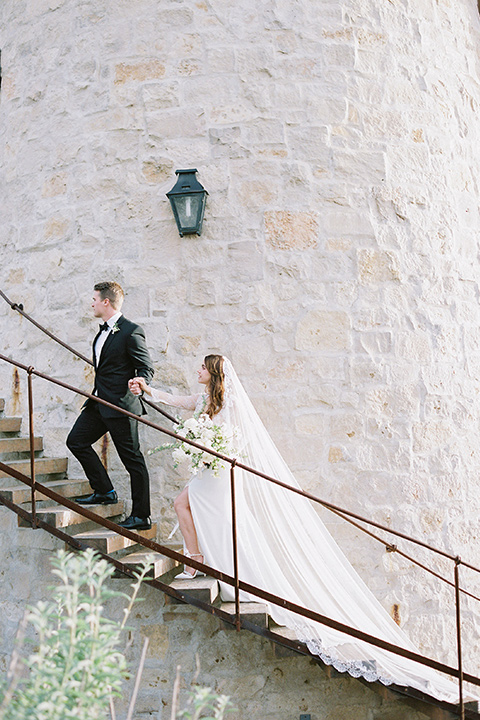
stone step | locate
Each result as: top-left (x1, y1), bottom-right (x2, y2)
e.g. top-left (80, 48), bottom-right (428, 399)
top-left (18, 501), bottom-right (125, 529)
top-left (121, 550), bottom-right (179, 578)
top-left (72, 524), bottom-right (157, 554)
top-left (168, 575), bottom-right (219, 605)
top-left (0, 399), bottom-right (4, 413)
top-left (269, 625), bottom-right (302, 658)
top-left (0, 436), bottom-right (43, 455)
top-left (0, 456), bottom-right (68, 479)
top-left (0, 478), bottom-right (91, 505)
top-left (220, 601), bottom-right (269, 629)
top-left (0, 417), bottom-right (22, 434)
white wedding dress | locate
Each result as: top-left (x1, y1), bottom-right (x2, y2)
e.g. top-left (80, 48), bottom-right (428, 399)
top-left (149, 358), bottom-right (474, 704)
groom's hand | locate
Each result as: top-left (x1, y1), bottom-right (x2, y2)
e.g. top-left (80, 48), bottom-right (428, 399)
top-left (128, 378), bottom-right (142, 396)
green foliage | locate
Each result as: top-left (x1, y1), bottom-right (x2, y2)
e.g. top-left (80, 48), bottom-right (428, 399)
top-left (0, 548), bottom-right (151, 720)
top-left (177, 685), bottom-right (235, 720)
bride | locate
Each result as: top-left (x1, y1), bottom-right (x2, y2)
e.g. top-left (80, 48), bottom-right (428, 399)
top-left (129, 355), bottom-right (473, 704)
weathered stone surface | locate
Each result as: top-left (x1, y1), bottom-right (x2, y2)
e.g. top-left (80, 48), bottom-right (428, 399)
top-left (295, 310), bottom-right (350, 351)
top-left (114, 60), bottom-right (166, 84)
top-left (2, 0), bottom-right (480, 712)
top-left (264, 211), bottom-right (318, 250)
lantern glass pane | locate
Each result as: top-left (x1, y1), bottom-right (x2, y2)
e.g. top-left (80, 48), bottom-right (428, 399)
top-left (174, 195), bottom-right (202, 231)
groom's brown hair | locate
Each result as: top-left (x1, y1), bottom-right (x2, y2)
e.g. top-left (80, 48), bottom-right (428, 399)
top-left (94, 281), bottom-right (124, 310)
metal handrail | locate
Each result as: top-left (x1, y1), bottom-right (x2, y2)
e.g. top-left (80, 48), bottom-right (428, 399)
top-left (0, 289), bottom-right (177, 424)
top-left (1, 291), bottom-right (478, 573)
top-left (0, 293), bottom-right (478, 716)
top-left (0, 459), bottom-right (479, 690)
top-left (0, 354), bottom-right (478, 713)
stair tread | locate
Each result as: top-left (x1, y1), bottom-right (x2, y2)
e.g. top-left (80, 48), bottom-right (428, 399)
top-left (4, 457), bottom-right (67, 466)
top-left (72, 524), bottom-right (157, 552)
top-left (0, 436), bottom-right (43, 452)
top-left (220, 601), bottom-right (269, 614)
top-left (37, 501), bottom-right (123, 514)
top-left (18, 501), bottom-right (125, 529)
top-left (0, 478), bottom-right (91, 504)
top-left (0, 417), bottom-right (22, 432)
top-left (0, 457), bottom-right (68, 478)
top-left (121, 550), bottom-right (179, 578)
top-left (171, 575), bottom-right (218, 589)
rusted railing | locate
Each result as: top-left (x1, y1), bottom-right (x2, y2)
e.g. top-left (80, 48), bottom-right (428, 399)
top-left (0, 289), bottom-right (177, 424)
top-left (1, 353), bottom-right (480, 718)
top-left (1, 292), bottom-right (480, 718)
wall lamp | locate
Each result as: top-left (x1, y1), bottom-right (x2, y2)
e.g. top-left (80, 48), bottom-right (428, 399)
top-left (166, 168), bottom-right (208, 236)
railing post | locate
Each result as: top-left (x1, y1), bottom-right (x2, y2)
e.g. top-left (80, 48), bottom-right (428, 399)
top-left (230, 459), bottom-right (241, 632)
top-left (27, 367), bottom-right (36, 529)
top-left (454, 557), bottom-right (464, 720)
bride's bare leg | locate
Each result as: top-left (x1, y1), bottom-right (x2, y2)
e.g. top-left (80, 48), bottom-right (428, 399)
top-left (174, 487), bottom-right (202, 575)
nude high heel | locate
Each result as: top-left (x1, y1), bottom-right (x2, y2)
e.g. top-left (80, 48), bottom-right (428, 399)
top-left (176, 551), bottom-right (206, 579)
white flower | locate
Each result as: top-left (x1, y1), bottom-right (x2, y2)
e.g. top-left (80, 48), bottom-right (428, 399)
top-left (172, 448), bottom-right (189, 465)
top-left (149, 410), bottom-right (239, 477)
top-left (183, 417), bottom-right (199, 432)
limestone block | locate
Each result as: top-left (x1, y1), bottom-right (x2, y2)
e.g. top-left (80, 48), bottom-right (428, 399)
top-left (286, 125), bottom-right (329, 161)
top-left (140, 623), bottom-right (169, 659)
top-left (209, 126), bottom-right (250, 159)
top-left (44, 217), bottom-right (70, 241)
top-left (365, 386), bottom-right (420, 420)
top-left (146, 110), bottom-right (205, 139)
top-left (42, 173), bottom-right (67, 197)
top-left (176, 58), bottom-right (203, 76)
top-left (322, 43), bottom-right (356, 68)
top-left (413, 422), bottom-right (452, 453)
top-left (227, 241), bottom-right (264, 281)
top-left (114, 60), bottom-right (166, 84)
top-left (141, 160), bottom-right (174, 184)
top-left (323, 208), bottom-right (374, 237)
top-left (188, 280), bottom-right (217, 307)
top-left (355, 331), bottom-right (392, 355)
top-left (295, 310), bottom-right (350, 352)
top-left (207, 47), bottom-right (235, 73)
top-left (358, 249), bottom-right (400, 284)
top-left (142, 82), bottom-right (180, 111)
top-left (244, 118), bottom-right (285, 146)
top-left (264, 211), bottom-right (318, 250)
top-left (238, 180), bottom-right (275, 209)
top-left (328, 445), bottom-right (349, 463)
top-left (396, 332), bottom-right (431, 364)
top-left (330, 413), bottom-right (364, 441)
top-left (334, 150), bottom-right (386, 184)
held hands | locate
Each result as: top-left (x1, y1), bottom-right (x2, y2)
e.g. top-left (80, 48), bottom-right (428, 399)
top-left (129, 377), bottom-right (149, 396)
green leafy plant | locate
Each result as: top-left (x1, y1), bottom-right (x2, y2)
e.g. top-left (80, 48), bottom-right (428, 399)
top-left (0, 548), bottom-right (152, 720)
top-left (0, 549), bottom-right (236, 720)
top-left (171, 664), bottom-right (236, 720)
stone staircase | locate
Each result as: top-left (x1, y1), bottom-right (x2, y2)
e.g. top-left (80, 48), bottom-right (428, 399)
top-left (0, 397), bottom-right (478, 720)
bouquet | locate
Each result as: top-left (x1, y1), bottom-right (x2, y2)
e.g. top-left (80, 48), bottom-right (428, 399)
top-left (149, 413), bottom-right (239, 477)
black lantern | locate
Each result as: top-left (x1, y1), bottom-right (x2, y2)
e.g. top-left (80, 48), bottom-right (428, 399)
top-left (166, 168), bottom-right (208, 236)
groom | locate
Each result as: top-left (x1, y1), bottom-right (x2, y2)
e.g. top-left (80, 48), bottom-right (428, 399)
top-left (67, 281), bottom-right (154, 530)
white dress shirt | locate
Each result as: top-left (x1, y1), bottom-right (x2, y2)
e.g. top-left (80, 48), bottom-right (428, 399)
top-left (94, 312), bottom-right (122, 366)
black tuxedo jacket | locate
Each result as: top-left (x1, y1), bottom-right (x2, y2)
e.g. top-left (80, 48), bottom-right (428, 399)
top-left (86, 315), bottom-right (154, 419)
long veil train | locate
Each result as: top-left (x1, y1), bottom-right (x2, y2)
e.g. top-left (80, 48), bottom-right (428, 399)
top-left (186, 357), bottom-right (472, 703)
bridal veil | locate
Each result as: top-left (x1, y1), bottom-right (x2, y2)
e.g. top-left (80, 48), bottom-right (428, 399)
top-left (213, 357), bottom-right (469, 703)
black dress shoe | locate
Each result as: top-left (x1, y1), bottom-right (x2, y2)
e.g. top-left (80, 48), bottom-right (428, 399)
top-left (117, 515), bottom-right (151, 530)
top-left (75, 490), bottom-right (118, 505)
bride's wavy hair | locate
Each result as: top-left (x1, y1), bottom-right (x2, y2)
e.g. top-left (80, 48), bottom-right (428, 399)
top-left (204, 354), bottom-right (224, 418)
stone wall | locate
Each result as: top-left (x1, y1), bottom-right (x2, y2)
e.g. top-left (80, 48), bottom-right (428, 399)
top-left (1, 0), bottom-right (480, 708)
top-left (0, 510), bottom-right (453, 720)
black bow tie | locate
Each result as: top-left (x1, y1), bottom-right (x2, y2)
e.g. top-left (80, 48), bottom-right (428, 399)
top-left (99, 322), bottom-right (110, 332)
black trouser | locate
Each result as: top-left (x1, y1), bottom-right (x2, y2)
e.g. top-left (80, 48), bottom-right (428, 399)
top-left (66, 404), bottom-right (150, 518)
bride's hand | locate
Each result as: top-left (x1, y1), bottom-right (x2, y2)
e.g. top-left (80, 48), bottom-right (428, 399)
top-left (129, 377), bottom-right (149, 395)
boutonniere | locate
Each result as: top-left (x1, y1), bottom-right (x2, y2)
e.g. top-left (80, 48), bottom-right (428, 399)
top-left (111, 322), bottom-right (120, 334)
